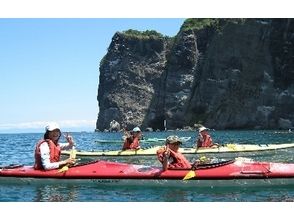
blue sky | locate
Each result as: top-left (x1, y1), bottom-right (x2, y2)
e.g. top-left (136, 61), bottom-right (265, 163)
top-left (0, 0), bottom-right (289, 134)
top-left (0, 18), bottom-right (185, 133)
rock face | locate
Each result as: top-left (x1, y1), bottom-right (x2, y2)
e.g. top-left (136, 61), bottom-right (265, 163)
top-left (96, 19), bottom-right (294, 131)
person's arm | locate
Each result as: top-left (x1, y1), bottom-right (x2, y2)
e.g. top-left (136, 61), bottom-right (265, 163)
top-left (59, 142), bottom-right (73, 150)
top-left (59, 134), bottom-right (75, 150)
top-left (196, 133), bottom-right (203, 147)
top-left (39, 143), bottom-right (73, 170)
top-left (162, 151), bottom-right (170, 171)
top-left (198, 133), bottom-right (204, 142)
top-left (156, 148), bottom-right (169, 171)
top-left (124, 129), bottom-right (131, 138)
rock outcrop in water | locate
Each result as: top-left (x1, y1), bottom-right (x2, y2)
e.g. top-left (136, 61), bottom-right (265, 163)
top-left (96, 19), bottom-right (294, 131)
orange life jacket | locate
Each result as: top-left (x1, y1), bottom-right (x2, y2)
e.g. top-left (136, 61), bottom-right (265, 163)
top-left (122, 136), bottom-right (140, 150)
top-left (122, 136), bottom-right (133, 150)
top-left (157, 147), bottom-right (191, 169)
top-left (34, 139), bottom-right (61, 170)
top-left (197, 133), bottom-right (213, 148)
top-left (129, 137), bottom-right (140, 150)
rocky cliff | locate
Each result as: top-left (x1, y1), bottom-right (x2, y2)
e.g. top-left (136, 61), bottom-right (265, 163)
top-left (96, 19), bottom-right (294, 131)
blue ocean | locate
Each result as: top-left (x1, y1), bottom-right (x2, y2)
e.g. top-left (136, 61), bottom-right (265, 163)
top-left (0, 130), bottom-right (294, 202)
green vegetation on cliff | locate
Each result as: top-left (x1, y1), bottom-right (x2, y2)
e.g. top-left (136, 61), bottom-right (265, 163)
top-left (181, 18), bottom-right (218, 31)
top-left (122, 29), bottom-right (166, 39)
top-left (181, 18), bottom-right (247, 32)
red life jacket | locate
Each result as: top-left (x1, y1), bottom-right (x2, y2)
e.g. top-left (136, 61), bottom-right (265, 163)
top-left (34, 139), bottom-right (61, 170)
top-left (122, 136), bottom-right (140, 150)
top-left (129, 137), bottom-right (140, 150)
top-left (122, 136), bottom-right (133, 150)
top-left (197, 133), bottom-right (213, 148)
top-left (157, 147), bottom-right (191, 169)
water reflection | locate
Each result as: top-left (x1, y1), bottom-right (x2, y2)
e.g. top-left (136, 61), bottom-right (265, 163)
top-left (161, 189), bottom-right (190, 202)
top-left (33, 185), bottom-right (78, 202)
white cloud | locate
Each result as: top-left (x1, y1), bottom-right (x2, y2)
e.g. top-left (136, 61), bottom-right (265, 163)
top-left (59, 120), bottom-right (96, 128)
top-left (0, 120), bottom-right (96, 131)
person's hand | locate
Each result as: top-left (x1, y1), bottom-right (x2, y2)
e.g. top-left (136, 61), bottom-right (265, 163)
top-left (192, 160), bottom-right (200, 169)
top-left (163, 150), bottom-right (170, 159)
top-left (65, 158), bottom-right (76, 165)
top-left (64, 132), bottom-right (75, 147)
top-left (59, 158), bottom-right (76, 167)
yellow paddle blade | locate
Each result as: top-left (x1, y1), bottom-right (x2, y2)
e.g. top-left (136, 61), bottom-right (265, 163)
top-left (70, 149), bottom-right (77, 159)
top-left (58, 165), bottom-right (69, 173)
top-left (183, 170), bottom-right (196, 180)
top-left (199, 156), bottom-right (207, 162)
top-left (227, 143), bottom-right (236, 150)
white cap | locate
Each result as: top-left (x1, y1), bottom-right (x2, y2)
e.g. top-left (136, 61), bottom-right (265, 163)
top-left (132, 127), bottom-right (141, 132)
top-left (166, 135), bottom-right (182, 144)
top-left (199, 126), bottom-right (209, 132)
top-left (45, 122), bottom-right (60, 132)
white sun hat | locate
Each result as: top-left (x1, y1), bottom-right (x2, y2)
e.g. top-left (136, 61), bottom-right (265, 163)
top-left (45, 122), bottom-right (61, 132)
top-left (198, 126), bottom-right (209, 132)
top-left (132, 127), bottom-right (141, 132)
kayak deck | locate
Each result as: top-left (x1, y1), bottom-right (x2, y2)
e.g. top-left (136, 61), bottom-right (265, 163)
top-left (61, 143), bottom-right (294, 157)
top-left (95, 137), bottom-right (191, 144)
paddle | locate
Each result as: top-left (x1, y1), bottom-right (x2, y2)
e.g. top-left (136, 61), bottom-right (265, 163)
top-left (58, 133), bottom-right (77, 173)
top-left (183, 156), bottom-right (208, 180)
top-left (183, 169), bottom-right (196, 180)
top-left (58, 164), bottom-right (69, 172)
top-left (58, 146), bottom-right (76, 173)
top-left (226, 143), bottom-right (237, 150)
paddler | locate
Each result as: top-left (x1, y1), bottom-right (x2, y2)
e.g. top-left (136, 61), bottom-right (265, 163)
top-left (122, 126), bottom-right (142, 150)
top-left (156, 135), bottom-right (191, 171)
top-left (196, 126), bottom-right (215, 148)
top-left (34, 122), bottom-right (76, 170)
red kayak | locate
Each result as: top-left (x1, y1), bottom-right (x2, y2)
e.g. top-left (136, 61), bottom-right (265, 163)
top-left (1, 158), bottom-right (294, 187)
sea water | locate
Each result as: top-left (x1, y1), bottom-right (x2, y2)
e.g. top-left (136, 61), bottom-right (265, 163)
top-left (0, 130), bottom-right (294, 202)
